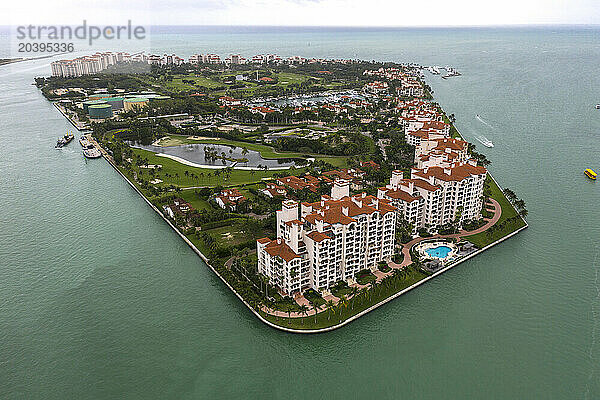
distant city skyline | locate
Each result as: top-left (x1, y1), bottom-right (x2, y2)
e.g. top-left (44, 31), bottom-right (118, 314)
top-left (3, 0), bottom-right (600, 27)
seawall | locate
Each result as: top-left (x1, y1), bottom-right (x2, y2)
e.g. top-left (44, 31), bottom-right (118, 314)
top-left (104, 148), bottom-right (528, 333)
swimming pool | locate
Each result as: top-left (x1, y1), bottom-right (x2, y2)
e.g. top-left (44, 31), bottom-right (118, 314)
top-left (425, 245), bottom-right (453, 259)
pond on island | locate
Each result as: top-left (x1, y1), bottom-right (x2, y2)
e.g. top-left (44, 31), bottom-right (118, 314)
top-left (133, 143), bottom-right (306, 169)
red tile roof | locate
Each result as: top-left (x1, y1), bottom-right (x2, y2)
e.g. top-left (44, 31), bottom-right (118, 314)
top-left (307, 231), bottom-right (331, 242)
top-left (413, 164), bottom-right (486, 182)
top-left (264, 239), bottom-right (300, 262)
top-left (380, 187), bottom-right (421, 202)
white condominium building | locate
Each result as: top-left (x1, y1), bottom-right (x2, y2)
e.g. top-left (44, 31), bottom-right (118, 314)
top-left (405, 120), bottom-right (451, 147)
top-left (415, 137), bottom-right (469, 169)
top-left (257, 180), bottom-right (397, 295)
top-left (189, 54), bottom-right (221, 64)
top-left (378, 171), bottom-right (440, 231)
top-left (51, 56), bottom-right (104, 77)
top-left (379, 137), bottom-right (486, 232)
top-left (411, 162), bottom-right (487, 226)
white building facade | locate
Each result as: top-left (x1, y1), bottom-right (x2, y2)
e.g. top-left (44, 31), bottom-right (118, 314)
top-left (257, 180), bottom-right (397, 295)
top-left (378, 137), bottom-right (487, 233)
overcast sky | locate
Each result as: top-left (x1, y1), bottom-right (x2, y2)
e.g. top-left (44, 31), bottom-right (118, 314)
top-left (3, 0), bottom-right (600, 26)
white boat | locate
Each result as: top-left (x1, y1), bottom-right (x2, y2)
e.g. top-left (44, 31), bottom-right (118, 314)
top-left (596, 104), bottom-right (600, 109)
top-left (479, 138), bottom-right (494, 148)
top-left (83, 148), bottom-right (102, 159)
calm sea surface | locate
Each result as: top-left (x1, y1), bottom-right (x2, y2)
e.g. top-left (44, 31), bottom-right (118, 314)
top-left (1, 26), bottom-right (599, 399)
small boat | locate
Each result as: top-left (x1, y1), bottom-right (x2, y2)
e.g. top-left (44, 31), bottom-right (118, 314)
top-left (55, 132), bottom-right (74, 148)
top-left (478, 138), bottom-right (494, 148)
top-left (596, 104), bottom-right (600, 109)
top-left (585, 168), bottom-right (597, 180)
top-left (83, 148), bottom-right (102, 159)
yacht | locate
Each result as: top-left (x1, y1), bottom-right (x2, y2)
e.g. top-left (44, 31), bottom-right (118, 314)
top-left (478, 137), bottom-right (494, 148)
top-left (55, 132), bottom-right (74, 148)
top-left (83, 148), bottom-right (102, 159)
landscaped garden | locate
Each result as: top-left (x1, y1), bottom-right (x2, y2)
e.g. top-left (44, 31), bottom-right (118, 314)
top-left (355, 269), bottom-right (377, 285)
top-left (465, 175), bottom-right (527, 248)
top-left (261, 266), bottom-right (427, 329)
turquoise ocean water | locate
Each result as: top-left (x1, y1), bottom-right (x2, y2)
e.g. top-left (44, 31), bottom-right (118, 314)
top-left (1, 26), bottom-right (599, 399)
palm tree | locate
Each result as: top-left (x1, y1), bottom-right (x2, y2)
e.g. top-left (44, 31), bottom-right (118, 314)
top-left (503, 188), bottom-right (517, 203)
top-left (349, 287), bottom-right (359, 309)
top-left (356, 288), bottom-right (366, 306)
top-left (311, 301), bottom-right (321, 323)
top-left (299, 304), bottom-right (309, 325)
top-left (514, 199), bottom-right (526, 212)
top-left (519, 209), bottom-right (528, 219)
top-left (337, 295), bottom-right (347, 319)
top-left (369, 280), bottom-right (378, 299)
top-left (326, 300), bottom-right (335, 320)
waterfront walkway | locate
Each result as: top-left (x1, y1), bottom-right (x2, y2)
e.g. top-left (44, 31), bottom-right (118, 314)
top-left (261, 198), bottom-right (502, 319)
top-left (397, 198), bottom-right (501, 267)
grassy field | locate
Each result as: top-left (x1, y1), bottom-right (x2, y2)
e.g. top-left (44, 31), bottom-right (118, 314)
top-left (275, 72), bottom-right (310, 85)
top-left (204, 224), bottom-right (248, 247)
top-left (141, 74), bottom-right (224, 91)
top-left (129, 147), bottom-right (305, 188)
top-left (176, 190), bottom-right (212, 210)
top-left (464, 175), bottom-right (527, 248)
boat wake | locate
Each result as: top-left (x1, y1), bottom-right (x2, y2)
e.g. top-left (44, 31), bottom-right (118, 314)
top-left (475, 136), bottom-right (493, 148)
top-left (476, 114), bottom-right (495, 129)
top-left (471, 131), bottom-right (494, 148)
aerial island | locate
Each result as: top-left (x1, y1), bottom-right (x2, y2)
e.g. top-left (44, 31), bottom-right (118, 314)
top-left (37, 51), bottom-right (528, 332)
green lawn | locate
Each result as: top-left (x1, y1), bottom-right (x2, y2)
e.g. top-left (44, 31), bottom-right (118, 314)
top-left (275, 72), bottom-right (310, 86)
top-left (177, 190), bottom-right (213, 211)
top-left (141, 74), bottom-right (224, 91)
top-left (128, 147), bottom-right (305, 188)
top-left (204, 224), bottom-right (248, 247)
top-left (464, 174), bottom-right (527, 248)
